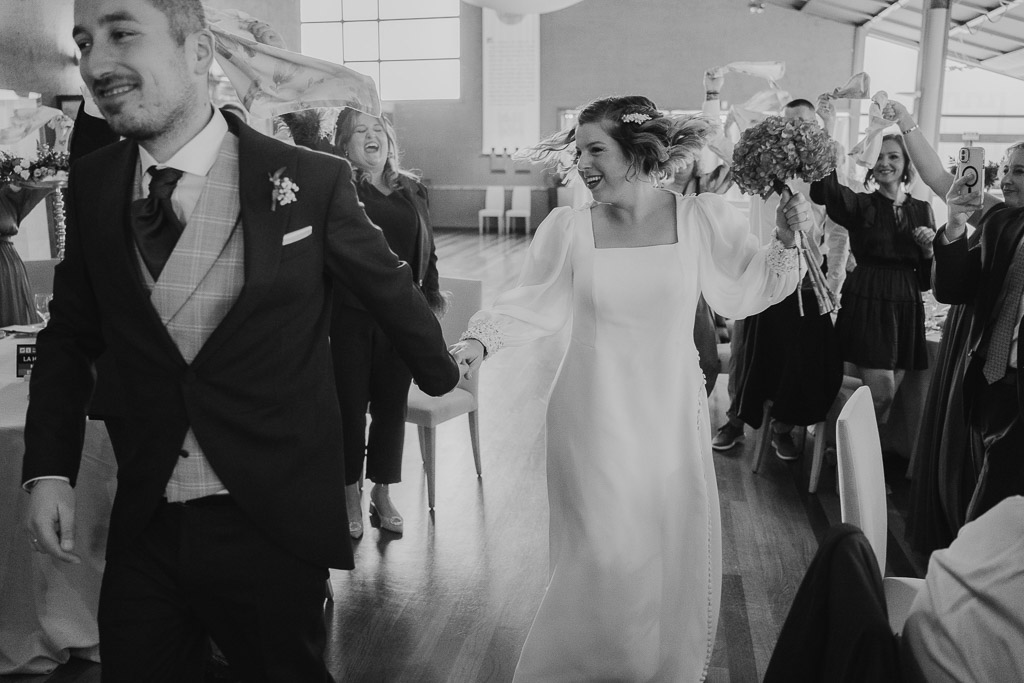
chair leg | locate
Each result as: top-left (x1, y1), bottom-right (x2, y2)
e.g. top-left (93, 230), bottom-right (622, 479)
top-left (468, 410), bottom-right (482, 477)
top-left (809, 420), bottom-right (826, 493)
top-left (417, 425), bottom-right (427, 464)
top-left (324, 577), bottom-right (334, 603)
top-left (751, 400), bottom-right (774, 473)
top-left (421, 426), bottom-right (436, 509)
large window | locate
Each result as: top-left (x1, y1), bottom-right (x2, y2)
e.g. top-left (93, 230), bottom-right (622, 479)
top-left (863, 35), bottom-right (1024, 177)
top-left (300, 0), bottom-right (460, 101)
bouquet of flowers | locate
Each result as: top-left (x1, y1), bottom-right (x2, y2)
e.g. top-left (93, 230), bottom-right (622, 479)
top-left (732, 115), bottom-right (839, 316)
top-left (0, 151), bottom-right (30, 184)
top-left (26, 143), bottom-right (70, 185)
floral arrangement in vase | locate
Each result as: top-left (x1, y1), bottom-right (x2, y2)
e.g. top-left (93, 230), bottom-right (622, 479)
top-left (26, 143), bottom-right (70, 185)
top-left (0, 151), bottom-right (30, 184)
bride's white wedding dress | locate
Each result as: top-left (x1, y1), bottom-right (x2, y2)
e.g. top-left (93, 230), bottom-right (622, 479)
top-left (466, 193), bottom-right (798, 682)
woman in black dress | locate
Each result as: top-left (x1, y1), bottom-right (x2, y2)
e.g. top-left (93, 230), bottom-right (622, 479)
top-left (329, 109), bottom-right (445, 538)
top-left (811, 134), bottom-right (936, 423)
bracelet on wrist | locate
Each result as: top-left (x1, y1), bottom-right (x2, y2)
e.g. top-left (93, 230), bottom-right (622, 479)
top-left (705, 91), bottom-right (719, 101)
top-left (900, 124), bottom-right (919, 136)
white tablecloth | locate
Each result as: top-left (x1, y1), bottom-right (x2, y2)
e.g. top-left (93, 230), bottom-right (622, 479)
top-left (0, 334), bottom-right (116, 674)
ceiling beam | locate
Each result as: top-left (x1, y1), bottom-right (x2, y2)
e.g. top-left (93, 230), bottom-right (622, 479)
top-left (865, 0), bottom-right (913, 27)
top-left (950, 0), bottom-right (1024, 36)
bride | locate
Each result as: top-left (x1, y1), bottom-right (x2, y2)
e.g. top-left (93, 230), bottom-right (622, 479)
top-left (451, 95), bottom-right (811, 681)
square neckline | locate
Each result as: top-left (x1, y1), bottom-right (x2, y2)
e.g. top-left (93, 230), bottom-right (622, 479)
top-left (587, 196), bottom-right (680, 250)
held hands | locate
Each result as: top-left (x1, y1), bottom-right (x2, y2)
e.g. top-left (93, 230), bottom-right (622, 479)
top-left (912, 226), bottom-right (936, 257)
top-left (25, 480), bottom-right (81, 564)
top-left (449, 339), bottom-right (485, 380)
top-left (775, 190), bottom-right (814, 247)
top-left (944, 173), bottom-right (984, 241)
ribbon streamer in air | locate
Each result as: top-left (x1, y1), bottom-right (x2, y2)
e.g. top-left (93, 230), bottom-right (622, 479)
top-left (205, 7), bottom-right (381, 119)
top-left (822, 72), bottom-right (871, 101)
top-left (848, 90), bottom-right (894, 168)
top-left (708, 61), bottom-right (786, 89)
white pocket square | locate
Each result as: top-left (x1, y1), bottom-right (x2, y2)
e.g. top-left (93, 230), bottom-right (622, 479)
top-left (282, 226), bottom-right (313, 245)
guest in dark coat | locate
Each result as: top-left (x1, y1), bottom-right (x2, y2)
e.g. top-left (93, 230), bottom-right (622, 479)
top-left (934, 143), bottom-right (1024, 521)
top-left (285, 107), bottom-right (446, 538)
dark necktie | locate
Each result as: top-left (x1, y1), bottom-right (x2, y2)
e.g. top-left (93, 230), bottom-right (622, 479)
top-left (983, 239), bottom-right (1024, 383)
top-left (132, 165), bottom-right (185, 280)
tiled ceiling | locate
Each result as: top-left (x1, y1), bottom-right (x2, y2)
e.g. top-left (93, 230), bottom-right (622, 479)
top-left (762, 0), bottom-right (1024, 80)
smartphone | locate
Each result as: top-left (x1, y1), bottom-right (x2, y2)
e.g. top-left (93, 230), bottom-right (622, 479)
top-left (956, 146), bottom-right (985, 195)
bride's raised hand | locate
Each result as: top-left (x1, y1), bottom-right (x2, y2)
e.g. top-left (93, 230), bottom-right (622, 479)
top-left (775, 190), bottom-right (813, 247)
top-left (449, 339), bottom-right (485, 379)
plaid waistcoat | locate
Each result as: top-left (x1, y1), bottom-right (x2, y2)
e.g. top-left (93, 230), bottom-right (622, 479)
top-left (136, 133), bottom-right (245, 501)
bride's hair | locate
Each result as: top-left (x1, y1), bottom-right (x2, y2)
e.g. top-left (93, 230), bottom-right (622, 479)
top-left (516, 95), bottom-right (716, 184)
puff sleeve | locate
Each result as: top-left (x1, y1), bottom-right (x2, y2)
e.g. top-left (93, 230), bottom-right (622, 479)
top-left (686, 193), bottom-right (800, 319)
top-left (462, 206), bottom-right (576, 355)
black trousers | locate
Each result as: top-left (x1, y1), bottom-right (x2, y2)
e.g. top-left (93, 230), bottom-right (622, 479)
top-left (331, 304), bottom-right (413, 486)
top-left (966, 375), bottom-right (1024, 521)
top-left (98, 497), bottom-right (332, 682)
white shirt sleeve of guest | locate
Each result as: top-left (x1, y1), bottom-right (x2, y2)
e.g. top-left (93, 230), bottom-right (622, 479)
top-left (687, 193), bottom-right (800, 320)
top-left (463, 207), bottom-right (576, 355)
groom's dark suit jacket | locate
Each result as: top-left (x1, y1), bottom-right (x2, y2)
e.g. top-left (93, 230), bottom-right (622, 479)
top-left (933, 203), bottom-right (1024, 413)
top-left (22, 114), bottom-right (459, 570)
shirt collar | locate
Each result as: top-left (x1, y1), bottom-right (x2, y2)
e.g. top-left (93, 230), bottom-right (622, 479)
top-left (138, 108), bottom-right (229, 177)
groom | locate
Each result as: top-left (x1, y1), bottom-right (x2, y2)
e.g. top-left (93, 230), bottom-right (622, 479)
top-left (22, 0), bottom-right (458, 680)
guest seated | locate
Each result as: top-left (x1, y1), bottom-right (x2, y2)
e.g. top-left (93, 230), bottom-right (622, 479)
top-left (901, 496), bottom-right (1024, 683)
top-left (767, 498), bottom-right (1024, 683)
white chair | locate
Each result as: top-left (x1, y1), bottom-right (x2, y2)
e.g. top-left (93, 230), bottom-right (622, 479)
top-left (478, 186), bottom-right (505, 234)
top-left (406, 276), bottom-right (483, 509)
top-left (836, 385), bottom-right (925, 635)
top-left (750, 375), bottom-right (863, 495)
top-left (808, 375), bottom-right (863, 493)
top-left (504, 186), bottom-right (532, 234)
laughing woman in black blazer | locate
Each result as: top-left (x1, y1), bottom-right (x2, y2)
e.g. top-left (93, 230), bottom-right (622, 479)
top-left (327, 109), bottom-right (446, 538)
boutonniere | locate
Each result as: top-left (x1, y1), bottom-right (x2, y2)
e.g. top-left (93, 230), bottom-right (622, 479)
top-left (269, 167), bottom-right (299, 211)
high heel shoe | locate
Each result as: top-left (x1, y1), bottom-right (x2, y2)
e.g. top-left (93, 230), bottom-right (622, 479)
top-left (346, 482), bottom-right (363, 540)
top-left (369, 484), bottom-right (404, 534)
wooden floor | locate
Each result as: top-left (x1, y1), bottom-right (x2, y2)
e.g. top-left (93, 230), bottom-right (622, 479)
top-left (4, 227), bottom-right (928, 683)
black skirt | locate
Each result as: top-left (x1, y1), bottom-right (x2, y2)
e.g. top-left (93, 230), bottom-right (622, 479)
top-left (736, 286), bottom-right (844, 428)
top-left (835, 264), bottom-right (928, 370)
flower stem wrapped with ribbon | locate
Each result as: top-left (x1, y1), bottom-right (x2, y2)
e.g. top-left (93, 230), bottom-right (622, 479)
top-left (731, 115), bottom-right (839, 316)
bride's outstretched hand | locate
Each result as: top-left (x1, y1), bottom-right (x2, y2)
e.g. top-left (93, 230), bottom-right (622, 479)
top-left (450, 339), bottom-right (485, 379)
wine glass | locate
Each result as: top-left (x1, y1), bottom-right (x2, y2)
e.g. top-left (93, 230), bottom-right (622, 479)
top-left (34, 293), bottom-right (53, 328)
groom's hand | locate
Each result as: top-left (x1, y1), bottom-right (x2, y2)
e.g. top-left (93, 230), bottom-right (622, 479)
top-left (25, 480), bottom-right (81, 564)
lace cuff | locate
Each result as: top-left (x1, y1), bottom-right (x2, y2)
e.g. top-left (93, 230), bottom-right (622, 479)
top-left (460, 319), bottom-right (505, 357)
top-left (766, 239), bottom-right (799, 277)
